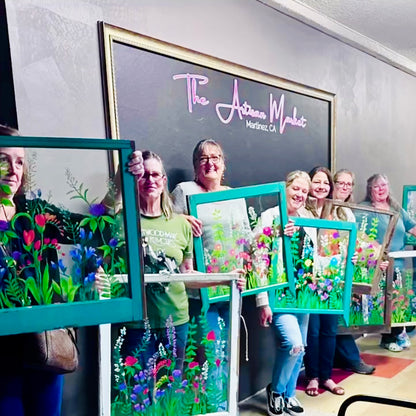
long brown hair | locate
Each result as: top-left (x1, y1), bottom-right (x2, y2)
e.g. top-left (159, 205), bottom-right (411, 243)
top-left (306, 166), bottom-right (333, 217)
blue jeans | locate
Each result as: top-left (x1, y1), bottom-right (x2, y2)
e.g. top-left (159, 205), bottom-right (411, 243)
top-left (0, 370), bottom-right (64, 416)
top-left (271, 313), bottom-right (309, 398)
top-left (206, 301), bottom-right (229, 340)
top-left (335, 334), bottom-right (361, 367)
top-left (304, 314), bottom-right (338, 381)
top-left (122, 323), bottom-right (189, 372)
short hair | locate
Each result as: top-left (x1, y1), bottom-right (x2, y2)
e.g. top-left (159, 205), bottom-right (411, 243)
top-left (141, 150), bottom-right (174, 219)
top-left (192, 138), bottom-right (224, 177)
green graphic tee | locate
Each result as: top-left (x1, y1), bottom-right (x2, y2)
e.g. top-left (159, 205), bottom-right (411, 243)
top-left (141, 213), bottom-right (193, 328)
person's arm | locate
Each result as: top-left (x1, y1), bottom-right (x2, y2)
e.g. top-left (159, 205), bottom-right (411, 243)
top-left (101, 150), bottom-right (144, 210)
top-left (256, 292), bottom-right (272, 327)
top-left (171, 184), bottom-right (203, 237)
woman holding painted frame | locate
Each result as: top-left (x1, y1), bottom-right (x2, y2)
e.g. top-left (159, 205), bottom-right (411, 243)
top-left (331, 169), bottom-right (376, 375)
top-left (171, 139), bottom-right (248, 336)
top-left (0, 124), bottom-right (143, 416)
top-left (256, 170), bottom-right (311, 416)
top-left (361, 173), bottom-right (416, 352)
top-left (302, 166), bottom-right (345, 396)
top-left (121, 150), bottom-right (244, 373)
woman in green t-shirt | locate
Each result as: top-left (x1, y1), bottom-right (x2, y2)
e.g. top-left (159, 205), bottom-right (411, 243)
top-left (123, 150), bottom-right (196, 371)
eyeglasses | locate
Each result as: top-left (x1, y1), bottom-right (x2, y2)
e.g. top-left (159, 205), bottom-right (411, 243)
top-left (335, 181), bottom-right (353, 188)
top-left (139, 171), bottom-right (165, 181)
top-left (372, 183), bottom-right (388, 190)
top-left (199, 155), bottom-right (222, 164)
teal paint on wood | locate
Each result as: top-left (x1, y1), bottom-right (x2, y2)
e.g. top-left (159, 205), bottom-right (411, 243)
top-left (188, 181), bottom-right (294, 311)
top-left (0, 136), bottom-right (144, 335)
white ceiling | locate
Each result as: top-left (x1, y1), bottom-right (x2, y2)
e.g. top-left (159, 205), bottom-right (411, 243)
top-left (260, 0), bottom-right (416, 76)
top-left (298, 0), bottom-right (416, 62)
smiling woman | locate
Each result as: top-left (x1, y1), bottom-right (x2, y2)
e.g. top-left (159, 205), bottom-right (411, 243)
top-left (361, 173), bottom-right (416, 352)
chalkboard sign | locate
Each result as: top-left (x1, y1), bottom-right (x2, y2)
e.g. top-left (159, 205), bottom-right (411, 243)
top-left (99, 22), bottom-right (335, 189)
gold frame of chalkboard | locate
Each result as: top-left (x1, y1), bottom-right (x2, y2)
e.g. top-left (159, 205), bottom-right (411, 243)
top-left (98, 21), bottom-right (336, 170)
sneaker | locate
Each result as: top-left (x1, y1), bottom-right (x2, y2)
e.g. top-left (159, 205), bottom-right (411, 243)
top-left (348, 360), bottom-right (375, 375)
top-left (285, 396), bottom-right (304, 415)
top-left (397, 331), bottom-right (411, 349)
top-left (267, 384), bottom-right (286, 416)
top-left (380, 341), bottom-right (403, 352)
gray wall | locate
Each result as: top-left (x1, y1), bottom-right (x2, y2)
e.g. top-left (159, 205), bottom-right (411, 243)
top-left (5, 0), bottom-right (416, 413)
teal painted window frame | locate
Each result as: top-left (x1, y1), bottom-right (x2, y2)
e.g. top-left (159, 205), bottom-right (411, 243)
top-left (188, 182), bottom-right (294, 310)
top-left (0, 136), bottom-right (143, 335)
top-left (402, 185), bottom-right (416, 245)
top-left (271, 216), bottom-right (357, 326)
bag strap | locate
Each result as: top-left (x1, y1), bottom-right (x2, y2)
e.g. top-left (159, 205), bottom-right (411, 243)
top-left (66, 328), bottom-right (80, 355)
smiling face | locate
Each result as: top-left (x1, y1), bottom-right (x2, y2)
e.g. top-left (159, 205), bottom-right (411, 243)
top-left (195, 143), bottom-right (225, 188)
top-left (0, 147), bottom-right (25, 198)
top-left (334, 172), bottom-right (354, 202)
top-left (370, 176), bottom-right (389, 204)
top-left (310, 171), bottom-right (331, 201)
top-left (138, 158), bottom-right (166, 201)
top-left (286, 177), bottom-right (310, 215)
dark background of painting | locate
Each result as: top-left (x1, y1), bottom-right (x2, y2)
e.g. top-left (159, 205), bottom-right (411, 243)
top-left (111, 40), bottom-right (332, 189)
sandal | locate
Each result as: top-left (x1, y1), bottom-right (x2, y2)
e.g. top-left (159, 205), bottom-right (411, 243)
top-left (321, 379), bottom-right (344, 395)
top-left (380, 342), bottom-right (403, 352)
top-left (305, 378), bottom-right (319, 397)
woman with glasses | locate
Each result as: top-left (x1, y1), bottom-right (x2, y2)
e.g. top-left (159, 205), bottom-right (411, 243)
top-left (172, 139), bottom-right (248, 338)
top-left (361, 174), bottom-right (416, 352)
top-left (122, 150), bottom-right (196, 371)
top-left (331, 170), bottom-right (376, 374)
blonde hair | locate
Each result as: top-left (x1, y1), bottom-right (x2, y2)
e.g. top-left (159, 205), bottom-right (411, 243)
top-left (285, 170), bottom-right (311, 190)
top-left (334, 169), bottom-right (355, 202)
top-left (141, 150), bottom-right (174, 219)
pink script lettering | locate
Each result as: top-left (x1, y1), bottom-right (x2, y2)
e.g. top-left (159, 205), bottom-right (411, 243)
top-left (172, 73), bottom-right (209, 113)
top-left (216, 79), bottom-right (267, 124)
top-left (269, 93), bottom-right (307, 134)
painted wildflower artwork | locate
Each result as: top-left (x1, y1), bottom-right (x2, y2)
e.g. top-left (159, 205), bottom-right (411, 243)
top-left (321, 201), bottom-right (398, 333)
top-left (111, 316), bottom-right (230, 416)
top-left (322, 201), bottom-right (398, 289)
top-left (0, 138), bottom-right (142, 335)
top-left (188, 182), bottom-right (293, 307)
top-left (386, 252), bottom-right (416, 326)
top-left (402, 185), bottom-right (416, 245)
top-left (272, 217), bottom-right (356, 322)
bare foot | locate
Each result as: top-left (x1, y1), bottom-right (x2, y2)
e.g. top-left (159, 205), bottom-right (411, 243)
top-left (321, 378), bottom-right (344, 395)
top-left (305, 378), bottom-right (319, 397)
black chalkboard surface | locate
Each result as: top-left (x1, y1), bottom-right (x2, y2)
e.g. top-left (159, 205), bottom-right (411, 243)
top-left (100, 22), bottom-right (335, 189)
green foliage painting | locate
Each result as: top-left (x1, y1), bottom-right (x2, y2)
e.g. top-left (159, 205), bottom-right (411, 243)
top-left (188, 182), bottom-right (292, 307)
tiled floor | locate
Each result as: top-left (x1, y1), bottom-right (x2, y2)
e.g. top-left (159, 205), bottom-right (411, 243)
top-left (239, 332), bottom-right (416, 416)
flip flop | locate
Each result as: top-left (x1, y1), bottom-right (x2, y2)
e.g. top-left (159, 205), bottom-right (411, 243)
top-left (305, 378), bottom-right (319, 397)
top-left (321, 379), bottom-right (345, 395)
